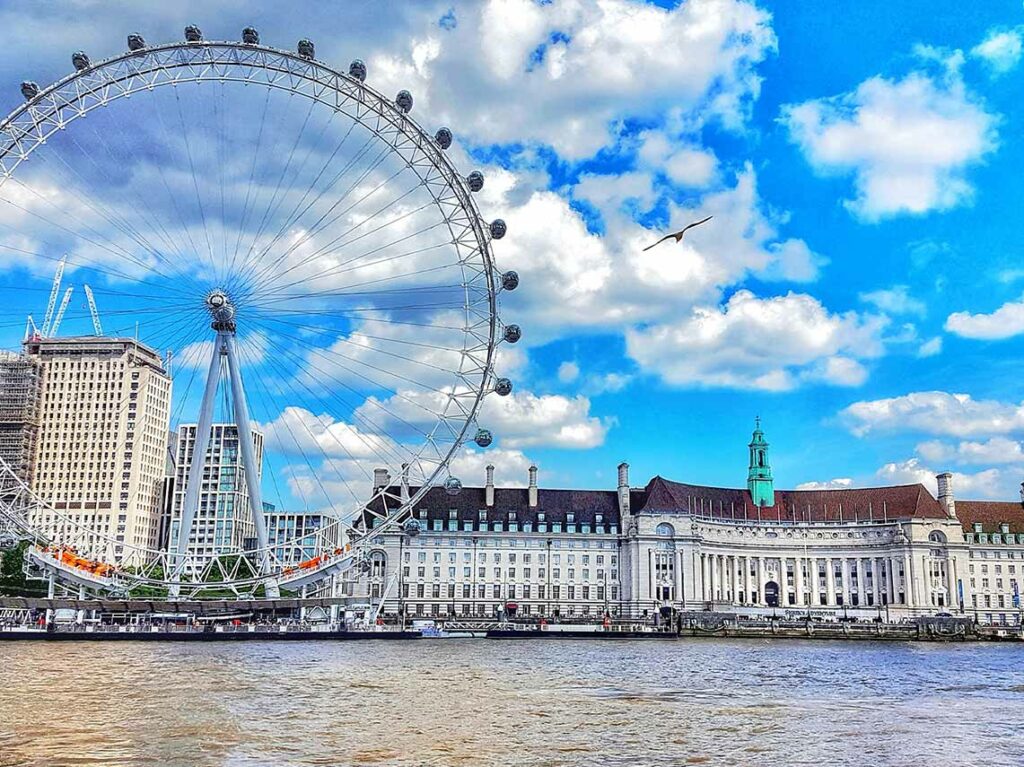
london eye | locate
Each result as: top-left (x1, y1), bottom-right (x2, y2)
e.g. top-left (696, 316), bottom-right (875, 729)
top-left (0, 27), bottom-right (519, 599)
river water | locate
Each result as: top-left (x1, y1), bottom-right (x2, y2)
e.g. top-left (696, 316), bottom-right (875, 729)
top-left (1, 639), bottom-right (1022, 766)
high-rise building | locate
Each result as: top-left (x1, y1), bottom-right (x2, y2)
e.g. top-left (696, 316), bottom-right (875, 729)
top-left (265, 508), bottom-right (339, 565)
top-left (24, 337), bottom-right (172, 564)
top-left (169, 423), bottom-right (264, 570)
top-left (0, 351), bottom-right (42, 488)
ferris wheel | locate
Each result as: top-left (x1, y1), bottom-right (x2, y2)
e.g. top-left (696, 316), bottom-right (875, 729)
top-left (0, 27), bottom-right (520, 598)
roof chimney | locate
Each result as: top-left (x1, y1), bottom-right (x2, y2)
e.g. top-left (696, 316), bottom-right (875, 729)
top-left (373, 467), bottom-right (390, 492)
top-left (485, 464), bottom-right (495, 507)
top-left (936, 472), bottom-right (955, 519)
top-left (617, 461), bottom-right (632, 528)
top-left (528, 464), bottom-right (538, 508)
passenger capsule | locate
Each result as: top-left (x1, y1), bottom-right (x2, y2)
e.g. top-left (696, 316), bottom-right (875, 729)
top-left (20, 81), bottom-right (39, 101)
top-left (242, 27), bottom-right (259, 45)
top-left (474, 428), bottom-right (493, 448)
top-left (71, 51), bottom-right (91, 71)
top-left (489, 219), bottom-right (507, 240)
top-left (435, 127), bottom-right (453, 149)
top-left (185, 25), bottom-right (203, 43)
top-left (127, 34), bottom-right (146, 51)
top-left (467, 171), bottom-right (484, 192)
top-left (494, 377), bottom-right (513, 396)
top-left (503, 324), bottom-right (521, 344)
top-left (349, 59), bottom-right (367, 82)
top-left (501, 270), bottom-right (519, 291)
top-left (297, 39), bottom-right (315, 59)
top-left (395, 90), bottom-right (413, 113)
top-left (444, 476), bottom-right (463, 496)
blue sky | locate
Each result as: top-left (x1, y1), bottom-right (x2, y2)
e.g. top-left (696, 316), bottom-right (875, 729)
top-left (1, 0), bottom-right (1024, 506)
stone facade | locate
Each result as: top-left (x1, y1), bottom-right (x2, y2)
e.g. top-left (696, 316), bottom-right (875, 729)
top-left (348, 424), bottom-right (1024, 625)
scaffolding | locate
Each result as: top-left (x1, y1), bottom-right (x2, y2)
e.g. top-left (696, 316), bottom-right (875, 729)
top-left (0, 351), bottom-right (42, 490)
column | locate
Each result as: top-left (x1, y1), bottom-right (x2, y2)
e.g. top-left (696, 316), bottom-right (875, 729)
top-left (825, 557), bottom-right (836, 605)
top-left (885, 557), bottom-right (894, 604)
top-left (708, 552), bottom-right (716, 602)
top-left (944, 557), bottom-right (956, 610)
top-left (701, 554), bottom-right (709, 600)
top-left (757, 557), bottom-right (766, 605)
top-left (811, 558), bottom-right (822, 606)
top-left (675, 550), bottom-right (684, 604)
top-left (648, 549), bottom-right (655, 603)
top-left (839, 559), bottom-right (849, 606)
top-left (745, 557), bottom-right (753, 606)
top-left (902, 552), bottom-right (913, 607)
top-left (795, 556), bottom-right (805, 608)
top-left (727, 556), bottom-right (735, 603)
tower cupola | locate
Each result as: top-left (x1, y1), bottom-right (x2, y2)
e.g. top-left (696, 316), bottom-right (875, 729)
top-left (747, 416), bottom-right (774, 507)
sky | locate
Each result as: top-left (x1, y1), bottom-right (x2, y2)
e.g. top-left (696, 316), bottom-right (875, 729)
top-left (1, 0), bottom-right (1024, 506)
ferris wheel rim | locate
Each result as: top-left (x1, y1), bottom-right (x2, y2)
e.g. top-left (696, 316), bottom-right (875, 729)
top-left (0, 35), bottom-right (514, 593)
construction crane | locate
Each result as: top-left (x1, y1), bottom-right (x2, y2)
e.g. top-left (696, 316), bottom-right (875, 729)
top-left (49, 286), bottom-right (74, 336)
top-left (39, 255), bottom-right (66, 338)
top-left (83, 285), bottom-right (103, 336)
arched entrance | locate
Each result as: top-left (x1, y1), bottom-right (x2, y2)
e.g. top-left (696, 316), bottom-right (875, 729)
top-left (764, 580), bottom-right (780, 608)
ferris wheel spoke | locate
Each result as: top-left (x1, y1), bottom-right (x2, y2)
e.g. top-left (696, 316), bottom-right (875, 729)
top-left (172, 88), bottom-right (218, 284)
top-left (238, 147), bottom-right (401, 292)
top-left (240, 314), bottom-right (443, 442)
top-left (0, 178), bottom-right (194, 288)
top-left (233, 95), bottom-right (319, 281)
top-left (29, 141), bottom-right (186, 282)
top-left (227, 120), bottom-right (361, 297)
top-left (235, 337), bottom-right (342, 514)
top-left (40, 108), bottom-right (199, 285)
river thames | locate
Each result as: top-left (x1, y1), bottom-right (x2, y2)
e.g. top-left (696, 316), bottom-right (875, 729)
top-left (1, 639), bottom-right (1022, 766)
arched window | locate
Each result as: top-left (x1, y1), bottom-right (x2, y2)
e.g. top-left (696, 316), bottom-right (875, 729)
top-left (370, 550), bottom-right (387, 577)
top-left (655, 523), bottom-right (675, 537)
top-left (928, 530), bottom-right (947, 544)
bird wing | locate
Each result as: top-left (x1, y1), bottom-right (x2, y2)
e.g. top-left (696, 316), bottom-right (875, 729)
top-left (641, 234), bottom-right (674, 252)
top-left (680, 215), bottom-right (713, 235)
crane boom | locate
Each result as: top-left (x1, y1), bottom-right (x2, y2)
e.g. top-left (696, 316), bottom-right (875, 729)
top-left (40, 256), bottom-right (66, 337)
top-left (50, 286), bottom-right (73, 337)
top-left (84, 285), bottom-right (103, 336)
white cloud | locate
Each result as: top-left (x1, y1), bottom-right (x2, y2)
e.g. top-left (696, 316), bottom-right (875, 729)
top-left (448, 447), bottom-right (535, 487)
top-left (841, 391), bottom-right (1024, 438)
top-left (625, 290), bottom-right (885, 390)
top-left (972, 28), bottom-right (1024, 74)
top-left (372, 0), bottom-right (777, 159)
top-left (945, 294), bottom-right (1024, 340)
top-left (356, 388), bottom-right (610, 450)
top-left (638, 131), bottom-right (718, 187)
top-left (917, 436), bottom-right (1024, 465)
top-left (556, 361), bottom-right (580, 383)
top-left (859, 285), bottom-right (926, 316)
top-left (917, 336), bottom-right (943, 358)
top-left (875, 457), bottom-right (1011, 500)
top-left (795, 477), bottom-right (853, 491)
top-left (782, 67), bottom-right (996, 219)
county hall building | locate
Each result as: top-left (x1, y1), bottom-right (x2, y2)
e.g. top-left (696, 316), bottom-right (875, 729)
top-left (351, 421), bottom-right (1024, 626)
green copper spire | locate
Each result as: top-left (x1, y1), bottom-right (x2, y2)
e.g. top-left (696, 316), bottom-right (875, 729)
top-left (747, 416), bottom-right (774, 507)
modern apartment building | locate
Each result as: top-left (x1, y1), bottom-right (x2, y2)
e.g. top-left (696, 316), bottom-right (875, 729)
top-left (169, 423), bottom-right (264, 571)
top-left (24, 337), bottom-right (171, 564)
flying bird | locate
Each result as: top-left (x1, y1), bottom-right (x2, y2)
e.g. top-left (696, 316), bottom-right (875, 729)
top-left (642, 215), bottom-right (713, 252)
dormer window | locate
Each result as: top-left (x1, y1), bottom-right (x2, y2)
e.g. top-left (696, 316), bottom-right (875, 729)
top-left (478, 509), bottom-right (486, 520)
top-left (538, 512), bottom-right (546, 522)
top-left (567, 512), bottom-right (575, 524)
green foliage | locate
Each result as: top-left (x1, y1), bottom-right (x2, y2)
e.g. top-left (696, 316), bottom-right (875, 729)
top-left (0, 541), bottom-right (46, 596)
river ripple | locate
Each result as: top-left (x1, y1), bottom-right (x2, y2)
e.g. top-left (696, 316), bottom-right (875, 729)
top-left (0, 639), bottom-right (1022, 766)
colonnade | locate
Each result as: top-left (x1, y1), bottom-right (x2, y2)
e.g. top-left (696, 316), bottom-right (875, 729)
top-left (695, 550), bottom-right (957, 610)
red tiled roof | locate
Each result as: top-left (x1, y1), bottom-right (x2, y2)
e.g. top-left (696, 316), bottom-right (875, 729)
top-left (955, 500), bottom-right (1024, 534)
top-left (638, 476), bottom-right (947, 522)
